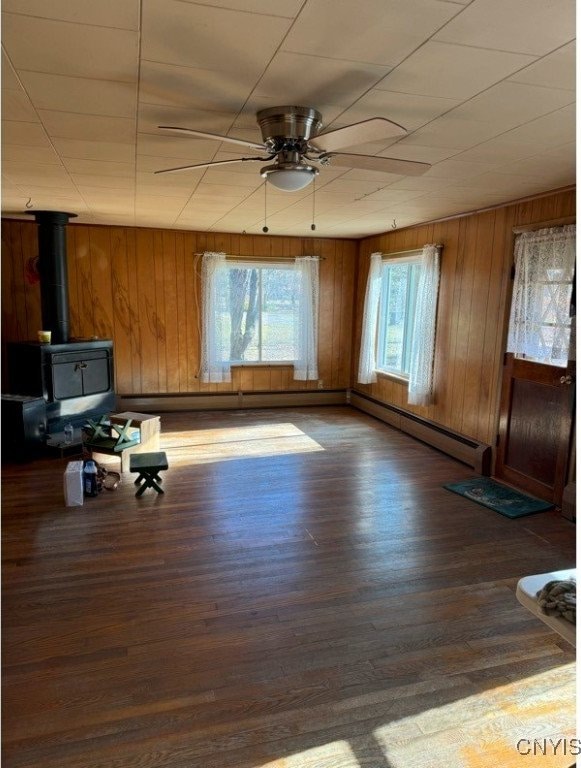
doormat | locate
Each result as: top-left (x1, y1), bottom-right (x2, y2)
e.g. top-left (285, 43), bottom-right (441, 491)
top-left (443, 476), bottom-right (553, 518)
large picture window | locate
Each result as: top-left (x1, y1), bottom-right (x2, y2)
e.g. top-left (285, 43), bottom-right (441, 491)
top-left (214, 263), bottom-right (299, 364)
top-left (201, 252), bottom-right (319, 383)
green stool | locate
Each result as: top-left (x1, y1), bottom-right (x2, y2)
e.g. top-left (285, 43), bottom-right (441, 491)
top-left (129, 451), bottom-right (168, 497)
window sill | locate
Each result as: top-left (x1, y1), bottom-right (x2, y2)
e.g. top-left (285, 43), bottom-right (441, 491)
top-left (375, 369), bottom-right (409, 385)
top-left (230, 362), bottom-right (295, 368)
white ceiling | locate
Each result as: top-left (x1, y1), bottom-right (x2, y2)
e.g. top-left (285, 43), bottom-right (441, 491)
top-left (1, 0), bottom-right (576, 237)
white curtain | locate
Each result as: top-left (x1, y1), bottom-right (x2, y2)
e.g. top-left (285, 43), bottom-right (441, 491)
top-left (357, 252), bottom-right (382, 384)
top-left (507, 225), bottom-right (575, 367)
top-left (408, 244), bottom-right (440, 406)
top-left (201, 251), bottom-right (231, 383)
top-left (293, 256), bottom-right (319, 380)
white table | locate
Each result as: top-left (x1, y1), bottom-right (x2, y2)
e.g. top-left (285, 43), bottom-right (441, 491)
top-left (516, 569), bottom-right (576, 647)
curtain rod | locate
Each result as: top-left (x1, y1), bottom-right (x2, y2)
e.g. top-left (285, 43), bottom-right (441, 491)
top-left (513, 216), bottom-right (575, 234)
top-left (193, 253), bottom-right (326, 261)
top-left (375, 244), bottom-right (443, 258)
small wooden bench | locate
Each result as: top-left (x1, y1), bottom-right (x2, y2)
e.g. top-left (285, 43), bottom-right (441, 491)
top-left (84, 412), bottom-right (161, 472)
top-left (129, 451), bottom-right (168, 497)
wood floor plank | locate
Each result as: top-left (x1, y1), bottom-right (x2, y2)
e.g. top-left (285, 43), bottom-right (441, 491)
top-left (2, 406), bottom-right (575, 768)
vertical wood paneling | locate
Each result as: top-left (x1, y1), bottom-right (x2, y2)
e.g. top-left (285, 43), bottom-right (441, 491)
top-left (353, 188), bottom-right (576, 444)
top-left (110, 227), bottom-right (132, 394)
top-left (2, 188), bottom-right (571, 411)
top-left (135, 229), bottom-right (159, 393)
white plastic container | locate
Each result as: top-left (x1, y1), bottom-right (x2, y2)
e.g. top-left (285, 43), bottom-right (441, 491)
top-left (64, 461), bottom-right (84, 507)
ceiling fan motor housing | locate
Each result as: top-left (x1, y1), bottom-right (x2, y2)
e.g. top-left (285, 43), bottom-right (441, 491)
top-left (257, 106), bottom-right (323, 152)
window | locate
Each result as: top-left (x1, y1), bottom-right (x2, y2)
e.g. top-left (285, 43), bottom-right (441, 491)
top-left (507, 225), bottom-right (575, 368)
top-left (376, 255), bottom-right (421, 378)
top-left (201, 253), bottom-right (319, 383)
top-left (215, 262), bottom-right (299, 364)
top-left (358, 246), bottom-right (440, 405)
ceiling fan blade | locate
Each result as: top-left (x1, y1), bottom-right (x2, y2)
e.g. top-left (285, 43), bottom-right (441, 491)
top-left (310, 118), bottom-right (407, 153)
top-left (158, 125), bottom-right (266, 152)
top-left (322, 152), bottom-right (430, 176)
top-left (155, 157), bottom-right (268, 175)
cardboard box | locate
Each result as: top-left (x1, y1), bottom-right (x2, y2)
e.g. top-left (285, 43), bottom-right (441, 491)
top-left (64, 461), bottom-right (84, 507)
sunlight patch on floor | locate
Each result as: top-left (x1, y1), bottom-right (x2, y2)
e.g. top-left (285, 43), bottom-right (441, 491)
top-left (256, 739), bottom-right (358, 768)
top-left (161, 423), bottom-right (324, 465)
top-left (374, 662), bottom-right (576, 768)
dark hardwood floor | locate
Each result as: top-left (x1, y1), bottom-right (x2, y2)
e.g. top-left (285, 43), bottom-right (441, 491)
top-left (2, 406), bottom-right (575, 768)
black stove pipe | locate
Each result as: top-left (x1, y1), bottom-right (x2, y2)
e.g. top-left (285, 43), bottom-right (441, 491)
top-left (26, 210), bottom-right (77, 344)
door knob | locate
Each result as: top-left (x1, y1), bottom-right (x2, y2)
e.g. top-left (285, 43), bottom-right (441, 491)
top-left (559, 375), bottom-right (573, 385)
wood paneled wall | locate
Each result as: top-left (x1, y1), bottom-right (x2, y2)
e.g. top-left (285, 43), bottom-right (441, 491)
top-left (352, 188), bottom-right (576, 445)
top-left (1, 225), bottom-right (357, 395)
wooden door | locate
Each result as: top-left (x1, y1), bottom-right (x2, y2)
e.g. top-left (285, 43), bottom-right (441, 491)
top-left (495, 354), bottom-right (575, 505)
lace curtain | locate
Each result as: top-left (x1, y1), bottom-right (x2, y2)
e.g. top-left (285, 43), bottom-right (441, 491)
top-left (201, 252), bottom-right (231, 383)
top-left (408, 244), bottom-right (440, 405)
top-left (357, 252), bottom-right (382, 384)
top-left (507, 225), bottom-right (575, 367)
top-left (293, 256), bottom-right (319, 380)
top-left (201, 252), bottom-right (320, 383)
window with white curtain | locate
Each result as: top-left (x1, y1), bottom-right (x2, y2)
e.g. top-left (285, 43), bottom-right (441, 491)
top-left (358, 245), bottom-right (441, 406)
top-left (507, 225), bottom-right (575, 368)
top-left (201, 252), bottom-right (319, 383)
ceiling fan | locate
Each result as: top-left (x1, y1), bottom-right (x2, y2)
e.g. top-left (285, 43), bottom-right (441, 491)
top-left (155, 106), bottom-right (430, 192)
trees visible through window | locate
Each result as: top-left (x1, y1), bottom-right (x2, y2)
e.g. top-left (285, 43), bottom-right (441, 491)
top-left (216, 263), bottom-right (300, 363)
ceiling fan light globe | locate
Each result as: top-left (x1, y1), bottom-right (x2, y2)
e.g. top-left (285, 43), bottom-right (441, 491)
top-left (261, 165), bottom-right (318, 192)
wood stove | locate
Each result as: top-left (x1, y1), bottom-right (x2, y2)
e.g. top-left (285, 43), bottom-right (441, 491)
top-left (6, 210), bottom-right (116, 434)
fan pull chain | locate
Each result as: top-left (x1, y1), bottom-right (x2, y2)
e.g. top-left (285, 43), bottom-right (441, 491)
top-left (311, 176), bottom-right (316, 231)
top-left (262, 181), bottom-right (269, 233)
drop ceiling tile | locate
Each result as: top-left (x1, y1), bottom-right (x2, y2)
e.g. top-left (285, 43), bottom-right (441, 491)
top-left (434, 0), bottom-right (575, 55)
top-left (177, 0), bottom-right (303, 17)
top-left (254, 52), bottom-right (391, 106)
top-left (2, 0), bottom-right (139, 30)
top-left (376, 42), bottom-right (536, 99)
top-left (62, 159), bottom-right (135, 177)
top-left (2, 50), bottom-right (21, 90)
top-left (388, 175), bottom-right (458, 192)
top-left (454, 137), bottom-right (551, 164)
top-left (136, 171), bottom-right (204, 190)
top-left (139, 61), bottom-right (256, 114)
top-left (509, 42), bottom-right (575, 90)
top-left (38, 110), bottom-right (135, 143)
top-left (138, 104), bottom-right (236, 136)
top-left (2, 89), bottom-right (38, 122)
top-left (137, 134), bottom-right (219, 162)
top-left (19, 73), bottom-right (137, 117)
top-left (52, 138), bottom-right (135, 162)
top-left (378, 143), bottom-right (460, 164)
top-left (425, 159), bottom-right (502, 179)
top-left (2, 13), bottom-right (138, 82)
top-left (282, 0), bottom-right (458, 66)
top-left (451, 82), bottom-right (574, 132)
top-left (400, 115), bottom-right (516, 149)
top-left (142, 0), bottom-right (291, 77)
top-left (2, 145), bottom-right (62, 165)
top-left (2, 120), bottom-right (52, 147)
top-left (70, 174), bottom-right (135, 189)
top-left (493, 104), bottom-right (575, 147)
top-left (195, 183), bottom-right (255, 199)
top-left (335, 90), bottom-right (459, 134)
top-left (493, 143), bottom-right (575, 177)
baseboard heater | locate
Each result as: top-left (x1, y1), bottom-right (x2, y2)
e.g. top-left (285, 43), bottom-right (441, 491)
top-left (350, 390), bottom-right (491, 475)
top-left (116, 389), bottom-right (347, 413)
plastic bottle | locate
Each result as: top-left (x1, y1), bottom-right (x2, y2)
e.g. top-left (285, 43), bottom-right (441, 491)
top-left (83, 460), bottom-right (99, 497)
top-left (64, 423), bottom-right (74, 445)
